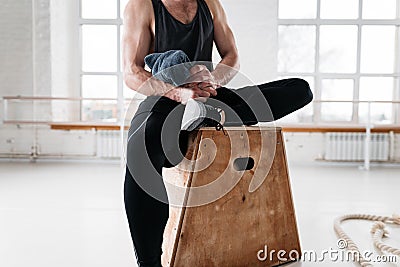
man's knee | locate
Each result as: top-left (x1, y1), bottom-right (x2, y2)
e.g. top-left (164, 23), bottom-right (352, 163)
top-left (292, 78), bottom-right (313, 104)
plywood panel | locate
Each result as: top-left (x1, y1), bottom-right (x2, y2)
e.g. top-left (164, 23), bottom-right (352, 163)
top-left (162, 127), bottom-right (300, 267)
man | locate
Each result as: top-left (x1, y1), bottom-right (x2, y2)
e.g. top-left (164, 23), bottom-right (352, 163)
top-left (122, 0), bottom-right (239, 104)
top-left (122, 0), bottom-right (313, 266)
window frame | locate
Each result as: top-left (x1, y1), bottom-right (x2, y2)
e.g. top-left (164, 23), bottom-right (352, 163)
top-left (78, 0), bottom-right (125, 122)
top-left (278, 0), bottom-right (400, 124)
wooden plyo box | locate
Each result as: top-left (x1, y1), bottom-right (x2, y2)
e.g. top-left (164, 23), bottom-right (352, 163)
top-left (162, 127), bottom-right (301, 267)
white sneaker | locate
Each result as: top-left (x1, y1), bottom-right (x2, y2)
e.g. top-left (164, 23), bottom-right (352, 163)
top-left (181, 98), bottom-right (225, 131)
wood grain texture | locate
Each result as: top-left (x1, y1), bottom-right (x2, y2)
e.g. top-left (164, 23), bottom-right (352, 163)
top-left (162, 127), bottom-right (301, 267)
top-left (162, 130), bottom-right (202, 266)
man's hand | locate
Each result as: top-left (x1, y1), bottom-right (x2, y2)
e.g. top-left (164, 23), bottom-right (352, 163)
top-left (164, 86), bottom-right (211, 105)
top-left (186, 65), bottom-right (219, 96)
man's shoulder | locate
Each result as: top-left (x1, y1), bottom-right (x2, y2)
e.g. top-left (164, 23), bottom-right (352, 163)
top-left (203, 0), bottom-right (223, 18)
top-left (204, 0), bottom-right (216, 9)
top-left (124, 0), bottom-right (153, 15)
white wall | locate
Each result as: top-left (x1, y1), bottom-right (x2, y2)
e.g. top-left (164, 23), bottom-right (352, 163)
top-left (284, 132), bottom-right (325, 164)
top-left (50, 0), bottom-right (81, 121)
top-left (0, 0), bottom-right (56, 157)
top-left (394, 135), bottom-right (400, 161)
top-left (215, 0), bottom-right (278, 84)
top-left (0, 0), bottom-right (34, 97)
top-left (0, 2), bottom-right (36, 154)
top-left (0, 0), bottom-right (51, 95)
top-left (284, 132), bottom-right (400, 164)
top-left (0, 0), bottom-right (93, 157)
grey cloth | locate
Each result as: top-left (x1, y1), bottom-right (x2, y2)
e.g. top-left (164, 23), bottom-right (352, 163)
top-left (144, 50), bottom-right (194, 86)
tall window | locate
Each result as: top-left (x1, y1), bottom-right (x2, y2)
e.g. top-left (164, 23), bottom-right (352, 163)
top-left (79, 0), bottom-right (132, 122)
top-left (278, 0), bottom-right (400, 124)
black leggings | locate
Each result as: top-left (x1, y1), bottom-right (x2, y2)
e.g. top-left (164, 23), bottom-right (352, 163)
top-left (124, 78), bottom-right (313, 267)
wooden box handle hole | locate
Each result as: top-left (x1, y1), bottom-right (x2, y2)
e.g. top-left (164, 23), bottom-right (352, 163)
top-left (233, 157), bottom-right (255, 171)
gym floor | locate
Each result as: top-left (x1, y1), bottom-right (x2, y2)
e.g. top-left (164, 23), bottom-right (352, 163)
top-left (0, 161), bottom-right (399, 267)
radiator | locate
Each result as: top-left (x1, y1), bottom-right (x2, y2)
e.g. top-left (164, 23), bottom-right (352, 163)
top-left (96, 130), bottom-right (122, 158)
top-left (324, 132), bottom-right (389, 161)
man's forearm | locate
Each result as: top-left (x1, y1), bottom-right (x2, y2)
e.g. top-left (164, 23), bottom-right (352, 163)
top-left (212, 54), bottom-right (240, 87)
top-left (124, 67), bottom-right (176, 96)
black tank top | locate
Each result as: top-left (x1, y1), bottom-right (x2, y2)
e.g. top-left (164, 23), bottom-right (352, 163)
top-left (138, 0), bottom-right (214, 114)
top-left (152, 0), bottom-right (214, 62)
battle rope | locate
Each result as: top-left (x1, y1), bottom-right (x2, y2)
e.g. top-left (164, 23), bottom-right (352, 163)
top-left (334, 214), bottom-right (400, 266)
